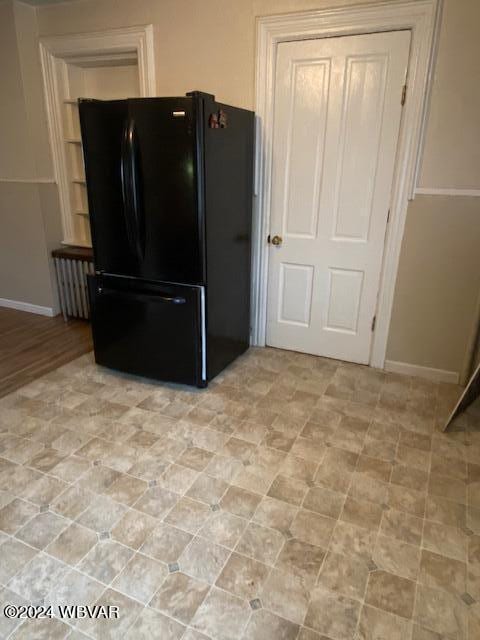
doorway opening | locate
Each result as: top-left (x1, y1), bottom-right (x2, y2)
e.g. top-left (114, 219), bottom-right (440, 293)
top-left (252, 0), bottom-right (441, 370)
top-left (39, 26), bottom-right (156, 248)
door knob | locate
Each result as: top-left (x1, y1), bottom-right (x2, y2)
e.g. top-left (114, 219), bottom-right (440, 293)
top-left (270, 235), bottom-right (283, 246)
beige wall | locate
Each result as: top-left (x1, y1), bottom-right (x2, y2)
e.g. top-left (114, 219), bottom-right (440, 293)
top-left (386, 0), bottom-right (480, 375)
top-left (1, 0), bottom-right (479, 375)
top-left (13, 0), bottom-right (55, 180)
top-left (0, 0), bottom-right (59, 310)
top-left (387, 196), bottom-right (480, 373)
top-left (0, 183), bottom-right (54, 307)
top-left (418, 0), bottom-right (480, 188)
top-left (0, 0), bottom-right (35, 178)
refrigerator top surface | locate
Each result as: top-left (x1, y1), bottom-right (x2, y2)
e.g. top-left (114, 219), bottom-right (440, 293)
top-left (78, 91), bottom-right (254, 115)
top-left (78, 91), bottom-right (213, 105)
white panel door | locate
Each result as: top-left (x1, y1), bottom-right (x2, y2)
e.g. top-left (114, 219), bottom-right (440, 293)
top-left (266, 30), bottom-right (410, 364)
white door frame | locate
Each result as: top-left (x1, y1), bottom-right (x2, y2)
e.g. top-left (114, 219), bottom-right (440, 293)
top-left (39, 25), bottom-right (156, 247)
top-left (251, 0), bottom-right (442, 369)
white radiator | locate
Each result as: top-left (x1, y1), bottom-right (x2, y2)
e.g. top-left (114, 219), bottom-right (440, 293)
top-left (52, 249), bottom-right (94, 320)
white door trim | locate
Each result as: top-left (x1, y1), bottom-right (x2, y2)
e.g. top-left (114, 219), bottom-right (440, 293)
top-left (252, 0), bottom-right (441, 369)
top-left (39, 25), bottom-right (156, 247)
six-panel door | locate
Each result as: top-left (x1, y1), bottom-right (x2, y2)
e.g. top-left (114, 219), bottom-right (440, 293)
top-left (266, 30), bottom-right (411, 364)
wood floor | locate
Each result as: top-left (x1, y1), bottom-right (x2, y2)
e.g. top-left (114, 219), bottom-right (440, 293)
top-left (0, 307), bottom-right (92, 399)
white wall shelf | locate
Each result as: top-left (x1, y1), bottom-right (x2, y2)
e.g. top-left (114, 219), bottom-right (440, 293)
top-left (40, 25), bottom-right (156, 248)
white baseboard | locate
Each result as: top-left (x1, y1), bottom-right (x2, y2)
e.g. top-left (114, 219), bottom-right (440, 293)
top-left (0, 297), bottom-right (55, 317)
top-left (0, 177), bottom-right (56, 184)
top-left (384, 359), bottom-right (460, 385)
top-left (415, 187), bottom-right (480, 197)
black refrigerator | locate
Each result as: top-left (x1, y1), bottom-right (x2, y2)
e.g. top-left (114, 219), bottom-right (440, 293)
top-left (79, 91), bottom-right (254, 388)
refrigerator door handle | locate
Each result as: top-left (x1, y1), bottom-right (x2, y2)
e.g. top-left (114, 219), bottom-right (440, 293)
top-left (98, 286), bottom-right (186, 305)
top-left (120, 118), bottom-right (145, 262)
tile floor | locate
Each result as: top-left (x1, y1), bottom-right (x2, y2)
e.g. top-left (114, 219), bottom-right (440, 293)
top-left (0, 347), bottom-right (479, 639)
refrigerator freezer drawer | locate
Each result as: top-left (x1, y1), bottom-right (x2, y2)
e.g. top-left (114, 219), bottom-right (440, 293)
top-left (88, 275), bottom-right (205, 387)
